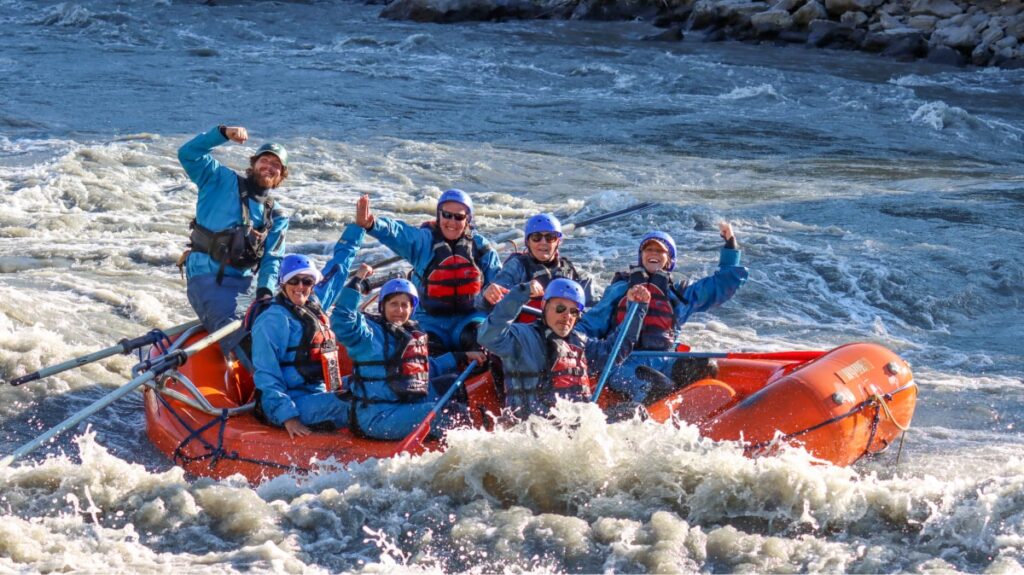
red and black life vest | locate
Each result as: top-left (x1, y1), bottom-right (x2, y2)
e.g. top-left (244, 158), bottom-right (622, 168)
top-left (613, 266), bottom-right (676, 351)
top-left (188, 175), bottom-right (280, 283)
top-left (350, 315), bottom-right (431, 402)
top-left (417, 223), bottom-right (491, 316)
top-left (504, 321), bottom-right (591, 410)
top-left (506, 252), bottom-right (582, 323)
top-left (270, 294), bottom-right (344, 392)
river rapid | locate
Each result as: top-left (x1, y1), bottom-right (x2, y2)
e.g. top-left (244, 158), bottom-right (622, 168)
top-left (0, 1), bottom-right (1022, 572)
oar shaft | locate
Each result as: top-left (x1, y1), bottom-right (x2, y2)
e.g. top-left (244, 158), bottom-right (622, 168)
top-left (591, 302), bottom-right (639, 403)
top-left (0, 320), bottom-right (240, 470)
top-left (9, 319), bottom-right (201, 386)
top-left (398, 360), bottom-right (478, 452)
top-left (629, 350), bottom-right (826, 361)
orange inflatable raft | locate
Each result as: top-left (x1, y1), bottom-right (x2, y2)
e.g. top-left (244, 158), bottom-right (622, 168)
top-left (144, 327), bottom-right (917, 483)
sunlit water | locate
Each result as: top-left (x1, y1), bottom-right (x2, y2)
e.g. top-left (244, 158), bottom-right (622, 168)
top-left (0, 1), bottom-right (1022, 572)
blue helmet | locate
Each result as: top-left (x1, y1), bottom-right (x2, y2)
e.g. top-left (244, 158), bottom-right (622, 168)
top-left (279, 254), bottom-right (322, 286)
top-left (543, 278), bottom-right (586, 311)
top-left (378, 278), bottom-right (419, 313)
top-left (524, 213), bottom-right (562, 238)
top-left (437, 189), bottom-right (473, 220)
top-left (638, 231), bottom-right (677, 271)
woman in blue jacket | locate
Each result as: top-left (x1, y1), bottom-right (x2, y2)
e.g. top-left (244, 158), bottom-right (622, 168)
top-left (577, 224), bottom-right (748, 403)
top-left (332, 264), bottom-right (482, 441)
top-left (353, 192), bottom-right (502, 355)
top-left (250, 224), bottom-right (364, 438)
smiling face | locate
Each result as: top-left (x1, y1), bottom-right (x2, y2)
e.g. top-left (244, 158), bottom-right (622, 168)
top-left (383, 293), bottom-right (414, 325)
top-left (250, 153), bottom-right (286, 189)
top-left (640, 240), bottom-right (671, 273)
top-left (543, 296), bottom-right (580, 337)
top-left (527, 232), bottom-right (561, 262)
top-left (283, 274), bottom-right (315, 307)
top-left (437, 201), bottom-right (469, 241)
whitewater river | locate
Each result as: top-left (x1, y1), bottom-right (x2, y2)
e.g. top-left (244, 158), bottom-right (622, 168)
top-left (1, 0), bottom-right (1022, 572)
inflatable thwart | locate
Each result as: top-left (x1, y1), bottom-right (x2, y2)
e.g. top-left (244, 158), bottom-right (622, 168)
top-left (143, 325), bottom-right (917, 483)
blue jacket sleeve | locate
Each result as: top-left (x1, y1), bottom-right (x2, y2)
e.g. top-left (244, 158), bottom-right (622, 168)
top-left (577, 281), bottom-right (629, 339)
top-left (475, 234), bottom-right (503, 288)
top-left (366, 216), bottom-right (434, 272)
top-left (331, 287), bottom-right (384, 360)
top-left (177, 126), bottom-right (232, 194)
top-left (475, 253), bottom-right (528, 312)
top-left (251, 310), bottom-right (300, 424)
top-left (674, 248), bottom-right (748, 322)
top-left (582, 301), bottom-right (648, 374)
top-left (315, 224), bottom-right (366, 310)
top-left (429, 352), bottom-right (459, 377)
top-left (256, 207), bottom-right (289, 292)
top-left (477, 283), bottom-right (532, 357)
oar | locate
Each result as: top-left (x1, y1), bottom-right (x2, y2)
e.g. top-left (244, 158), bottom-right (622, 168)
top-left (8, 319), bottom-right (202, 387)
top-left (0, 320), bottom-right (241, 470)
top-left (352, 201), bottom-right (659, 275)
top-left (591, 301), bottom-right (640, 403)
top-left (397, 360), bottom-right (479, 453)
top-left (629, 350), bottom-right (826, 361)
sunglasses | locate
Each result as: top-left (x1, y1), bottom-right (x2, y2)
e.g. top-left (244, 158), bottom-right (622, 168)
top-left (440, 209), bottom-right (468, 222)
top-left (286, 276), bottom-right (316, 287)
top-left (529, 232), bottom-right (561, 243)
top-left (553, 303), bottom-right (581, 317)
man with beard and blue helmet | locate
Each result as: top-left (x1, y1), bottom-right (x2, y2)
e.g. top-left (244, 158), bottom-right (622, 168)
top-left (353, 192), bottom-right (502, 356)
top-left (177, 125), bottom-right (290, 364)
top-left (578, 222), bottom-right (748, 404)
top-left (477, 213), bottom-right (595, 322)
top-left (331, 263), bottom-right (484, 440)
top-left (249, 223), bottom-right (367, 438)
top-left (477, 277), bottom-right (650, 420)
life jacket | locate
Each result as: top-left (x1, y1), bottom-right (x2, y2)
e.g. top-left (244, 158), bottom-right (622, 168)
top-left (504, 321), bottom-right (591, 411)
top-left (255, 294), bottom-right (343, 392)
top-left (417, 222), bottom-right (490, 316)
top-left (349, 315), bottom-right (431, 403)
top-left (505, 252), bottom-right (582, 323)
top-left (188, 175), bottom-right (277, 283)
top-left (612, 266), bottom-right (677, 351)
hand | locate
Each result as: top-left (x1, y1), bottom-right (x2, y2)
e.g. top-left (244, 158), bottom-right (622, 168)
top-left (464, 351), bottom-right (487, 365)
top-left (719, 221), bottom-right (734, 242)
top-left (528, 280), bottom-right (544, 299)
top-left (355, 263), bottom-right (374, 280)
top-left (283, 418), bottom-right (311, 439)
top-left (224, 126), bottom-right (248, 144)
top-left (355, 194), bottom-right (375, 229)
top-left (626, 284), bottom-right (651, 304)
top-left (483, 283), bottom-right (510, 305)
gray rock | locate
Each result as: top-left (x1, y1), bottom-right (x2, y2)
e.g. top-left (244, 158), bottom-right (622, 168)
top-left (971, 42), bottom-right (993, 65)
top-left (995, 35), bottom-right (1018, 49)
top-left (909, 0), bottom-right (963, 19)
top-left (771, 0), bottom-right (806, 11)
top-left (808, 18), bottom-right (842, 45)
top-left (881, 32), bottom-right (928, 59)
top-left (841, 10), bottom-right (868, 26)
top-left (793, 0), bottom-right (828, 26)
top-left (982, 24), bottom-right (1005, 45)
top-left (947, 13), bottom-right (969, 26)
top-left (926, 43), bottom-right (967, 65)
top-left (752, 9), bottom-right (795, 32)
top-left (879, 11), bottom-right (906, 30)
top-left (1008, 17), bottom-right (1024, 39)
top-left (778, 29), bottom-right (811, 42)
top-left (643, 25), bottom-right (685, 41)
top-left (825, 0), bottom-right (877, 17)
top-left (908, 14), bottom-right (938, 32)
top-left (932, 22), bottom-right (980, 48)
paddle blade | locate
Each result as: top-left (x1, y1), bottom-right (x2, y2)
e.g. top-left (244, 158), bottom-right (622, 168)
top-left (398, 413), bottom-right (435, 453)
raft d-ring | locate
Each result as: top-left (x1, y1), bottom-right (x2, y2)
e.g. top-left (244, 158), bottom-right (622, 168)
top-left (871, 393), bottom-right (912, 432)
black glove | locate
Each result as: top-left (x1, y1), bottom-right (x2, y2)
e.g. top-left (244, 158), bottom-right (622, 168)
top-left (723, 235), bottom-right (738, 250)
top-left (256, 287), bottom-right (274, 300)
top-left (345, 276), bottom-right (370, 294)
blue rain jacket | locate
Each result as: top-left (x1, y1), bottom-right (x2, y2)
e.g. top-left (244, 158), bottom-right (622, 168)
top-left (475, 252), bottom-right (596, 312)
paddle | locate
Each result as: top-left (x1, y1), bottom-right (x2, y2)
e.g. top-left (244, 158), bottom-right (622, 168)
top-left (591, 301), bottom-right (640, 403)
top-left (397, 360), bottom-right (479, 453)
top-left (353, 201), bottom-right (659, 275)
top-left (8, 319), bottom-right (202, 387)
top-left (629, 350), bottom-right (826, 361)
top-left (0, 319), bottom-right (241, 470)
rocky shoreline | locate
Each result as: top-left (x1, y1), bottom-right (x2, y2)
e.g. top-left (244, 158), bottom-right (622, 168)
top-left (376, 0), bottom-right (1024, 68)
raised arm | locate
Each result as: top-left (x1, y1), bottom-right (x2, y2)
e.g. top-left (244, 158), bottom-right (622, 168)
top-left (256, 206), bottom-right (290, 296)
top-left (314, 224), bottom-right (366, 310)
top-left (476, 283), bottom-right (532, 358)
top-left (355, 194), bottom-right (433, 270)
top-left (177, 125), bottom-right (240, 193)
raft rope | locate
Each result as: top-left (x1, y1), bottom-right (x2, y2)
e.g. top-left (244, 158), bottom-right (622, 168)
top-left (746, 382), bottom-right (916, 459)
top-left (155, 391), bottom-right (307, 474)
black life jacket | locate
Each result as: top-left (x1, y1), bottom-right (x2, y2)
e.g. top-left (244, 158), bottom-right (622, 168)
top-left (349, 315), bottom-right (431, 403)
top-left (416, 222), bottom-right (491, 316)
top-left (504, 321), bottom-right (591, 411)
top-left (268, 294), bottom-right (343, 392)
top-left (613, 266), bottom-right (677, 351)
top-left (505, 252), bottom-right (582, 323)
top-left (188, 175), bottom-right (278, 283)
